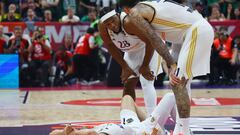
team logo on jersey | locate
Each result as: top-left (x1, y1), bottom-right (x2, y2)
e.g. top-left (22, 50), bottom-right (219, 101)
top-left (126, 118), bottom-right (134, 124)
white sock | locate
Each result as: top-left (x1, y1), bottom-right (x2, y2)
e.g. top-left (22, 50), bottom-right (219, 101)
top-left (173, 108), bottom-right (190, 135)
top-left (140, 75), bottom-right (157, 115)
top-left (181, 118), bottom-right (190, 134)
top-left (150, 93), bottom-right (175, 128)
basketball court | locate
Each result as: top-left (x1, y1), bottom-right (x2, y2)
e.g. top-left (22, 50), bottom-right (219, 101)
top-left (0, 83), bottom-right (240, 135)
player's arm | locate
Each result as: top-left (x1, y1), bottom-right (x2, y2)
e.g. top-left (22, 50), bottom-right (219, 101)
top-left (123, 17), bottom-right (155, 80)
top-left (99, 22), bottom-right (137, 82)
top-left (98, 22), bottom-right (128, 68)
top-left (124, 17), bottom-right (154, 67)
top-left (125, 4), bottom-right (176, 68)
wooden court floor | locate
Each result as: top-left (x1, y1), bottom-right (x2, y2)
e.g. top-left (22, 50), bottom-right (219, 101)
top-left (0, 88), bottom-right (239, 127)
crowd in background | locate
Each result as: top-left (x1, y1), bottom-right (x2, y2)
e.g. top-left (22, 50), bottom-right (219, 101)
top-left (0, 0), bottom-right (239, 87)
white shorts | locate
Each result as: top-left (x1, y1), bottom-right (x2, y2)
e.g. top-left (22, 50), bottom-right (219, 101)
top-left (120, 109), bottom-right (163, 135)
top-left (124, 47), bottom-right (163, 78)
top-left (120, 109), bottom-right (145, 134)
top-left (177, 19), bottom-right (214, 79)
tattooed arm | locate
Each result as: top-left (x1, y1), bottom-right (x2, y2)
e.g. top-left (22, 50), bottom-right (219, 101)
top-left (124, 4), bottom-right (176, 68)
top-left (123, 17), bottom-right (155, 80)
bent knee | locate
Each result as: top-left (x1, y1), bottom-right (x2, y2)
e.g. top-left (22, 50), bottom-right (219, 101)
top-left (139, 76), bottom-right (154, 86)
top-left (122, 95), bottom-right (134, 102)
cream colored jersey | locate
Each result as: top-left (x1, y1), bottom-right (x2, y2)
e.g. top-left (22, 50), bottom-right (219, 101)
top-left (140, 0), bottom-right (203, 44)
top-left (107, 12), bottom-right (145, 52)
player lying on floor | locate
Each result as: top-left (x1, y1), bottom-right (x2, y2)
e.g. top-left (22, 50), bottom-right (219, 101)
top-left (49, 93), bottom-right (176, 135)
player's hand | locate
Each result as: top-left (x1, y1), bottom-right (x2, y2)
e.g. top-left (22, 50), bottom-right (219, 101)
top-left (139, 65), bottom-right (154, 81)
top-left (169, 64), bottom-right (181, 86)
top-left (121, 66), bottom-right (137, 84)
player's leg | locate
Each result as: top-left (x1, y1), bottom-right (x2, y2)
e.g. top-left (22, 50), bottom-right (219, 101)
top-left (122, 77), bottom-right (139, 100)
top-left (140, 93), bottom-right (176, 135)
top-left (172, 26), bottom-right (198, 135)
top-left (173, 20), bottom-right (214, 135)
top-left (148, 93), bottom-right (176, 128)
top-left (139, 75), bottom-right (157, 115)
top-left (140, 51), bottom-right (162, 115)
top-left (120, 95), bottom-right (142, 126)
top-left (121, 95), bottom-right (137, 112)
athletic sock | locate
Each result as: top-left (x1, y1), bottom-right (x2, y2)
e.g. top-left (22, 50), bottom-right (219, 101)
top-left (140, 75), bottom-right (157, 115)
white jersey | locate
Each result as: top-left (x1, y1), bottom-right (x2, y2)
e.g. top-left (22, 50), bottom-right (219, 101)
top-left (107, 12), bottom-right (145, 53)
top-left (140, 0), bottom-right (203, 44)
top-left (95, 123), bottom-right (135, 135)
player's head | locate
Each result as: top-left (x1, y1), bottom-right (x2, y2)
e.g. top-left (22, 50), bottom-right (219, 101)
top-left (118, 0), bottom-right (139, 13)
top-left (99, 7), bottom-right (121, 33)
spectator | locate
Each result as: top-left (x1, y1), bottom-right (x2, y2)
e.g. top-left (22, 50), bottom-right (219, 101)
top-left (208, 4), bottom-right (225, 21)
top-left (40, 0), bottom-right (60, 21)
top-left (73, 27), bottom-right (97, 82)
top-left (219, 0), bottom-right (229, 17)
top-left (80, 9), bottom-right (98, 23)
top-left (194, 2), bottom-right (208, 18)
top-left (6, 26), bottom-right (29, 56)
top-left (63, 33), bottom-right (75, 53)
top-left (36, 26), bottom-right (49, 41)
top-left (6, 26), bottom-right (30, 87)
top-left (54, 45), bottom-right (75, 86)
top-left (61, 7), bottom-right (80, 23)
top-left (207, 0), bottom-right (218, 6)
top-left (213, 27), bottom-right (238, 85)
top-left (1, 4), bottom-right (21, 22)
top-left (35, 26), bottom-right (51, 55)
top-left (61, 0), bottom-right (78, 15)
top-left (225, 3), bottom-right (235, 20)
top-left (21, 0), bottom-right (43, 19)
top-left (96, 0), bottom-right (117, 10)
top-left (2, 0), bottom-right (22, 13)
top-left (81, 9), bottom-right (101, 47)
top-left (28, 30), bottom-right (52, 87)
top-left (43, 9), bottom-right (53, 22)
top-left (22, 8), bottom-right (41, 22)
top-left (0, 1), bottom-right (3, 16)
top-left (233, 8), bottom-right (240, 20)
top-left (78, 0), bottom-right (96, 18)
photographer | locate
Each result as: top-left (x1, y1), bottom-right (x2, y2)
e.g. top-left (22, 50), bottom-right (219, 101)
top-left (213, 27), bottom-right (238, 85)
top-left (6, 26), bottom-right (30, 87)
top-left (28, 30), bottom-right (52, 87)
top-left (54, 45), bottom-right (75, 86)
top-left (6, 26), bottom-right (29, 63)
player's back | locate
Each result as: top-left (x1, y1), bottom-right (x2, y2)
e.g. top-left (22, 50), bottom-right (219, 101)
top-left (140, 0), bottom-right (203, 43)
